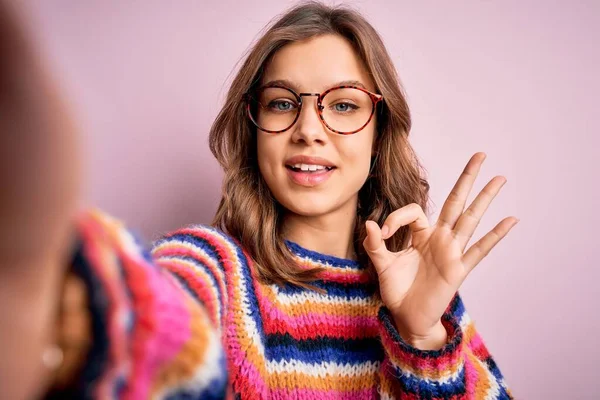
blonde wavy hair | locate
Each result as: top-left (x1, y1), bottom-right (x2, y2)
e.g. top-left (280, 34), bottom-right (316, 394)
top-left (210, 1), bottom-right (429, 287)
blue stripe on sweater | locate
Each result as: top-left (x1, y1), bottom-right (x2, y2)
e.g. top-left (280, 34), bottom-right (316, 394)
top-left (265, 334), bottom-right (384, 364)
top-left (396, 363), bottom-right (467, 398)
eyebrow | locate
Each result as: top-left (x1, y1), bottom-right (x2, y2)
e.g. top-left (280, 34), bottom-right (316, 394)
top-left (262, 79), bottom-right (369, 92)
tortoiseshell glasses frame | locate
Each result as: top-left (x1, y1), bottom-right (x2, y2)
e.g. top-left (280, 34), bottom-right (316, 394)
top-left (244, 84), bottom-right (384, 135)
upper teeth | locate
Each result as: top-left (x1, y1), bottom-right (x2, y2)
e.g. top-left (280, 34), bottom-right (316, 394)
top-left (291, 163), bottom-right (329, 171)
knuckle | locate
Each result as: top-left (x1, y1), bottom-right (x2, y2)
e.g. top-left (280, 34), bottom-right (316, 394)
top-left (481, 187), bottom-right (494, 198)
top-left (476, 245), bottom-right (490, 258)
top-left (490, 229), bottom-right (502, 240)
top-left (447, 191), bottom-right (461, 202)
top-left (384, 213), bottom-right (398, 227)
top-left (408, 203), bottom-right (422, 213)
top-left (463, 208), bottom-right (477, 219)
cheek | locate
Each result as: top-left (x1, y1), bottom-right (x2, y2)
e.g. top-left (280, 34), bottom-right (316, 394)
top-left (349, 150), bottom-right (372, 185)
top-left (256, 134), bottom-right (284, 184)
top-left (256, 137), bottom-right (268, 176)
top-left (341, 131), bottom-right (375, 184)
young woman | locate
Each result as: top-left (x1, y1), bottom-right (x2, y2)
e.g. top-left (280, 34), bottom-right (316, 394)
top-left (0, 1), bottom-right (517, 399)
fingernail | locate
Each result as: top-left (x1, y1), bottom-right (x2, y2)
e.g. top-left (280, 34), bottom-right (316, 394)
top-left (381, 225), bottom-right (389, 237)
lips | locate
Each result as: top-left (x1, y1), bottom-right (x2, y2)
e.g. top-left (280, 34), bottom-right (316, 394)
top-left (285, 154), bottom-right (335, 167)
top-left (284, 155), bottom-right (337, 187)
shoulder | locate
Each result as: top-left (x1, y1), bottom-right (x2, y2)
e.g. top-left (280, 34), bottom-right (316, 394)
top-left (151, 224), bottom-right (246, 268)
top-left (77, 209), bottom-right (148, 261)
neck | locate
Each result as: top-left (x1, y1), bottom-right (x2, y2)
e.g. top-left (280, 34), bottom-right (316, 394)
top-left (282, 199), bottom-right (358, 261)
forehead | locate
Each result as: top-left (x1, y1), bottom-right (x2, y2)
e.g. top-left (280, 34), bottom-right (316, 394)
top-left (262, 34), bottom-right (375, 92)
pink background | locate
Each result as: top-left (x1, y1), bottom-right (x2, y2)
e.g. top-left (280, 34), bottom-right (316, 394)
top-left (22, 1), bottom-right (599, 398)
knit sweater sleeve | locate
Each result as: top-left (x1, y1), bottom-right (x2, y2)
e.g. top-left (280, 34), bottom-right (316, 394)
top-left (377, 294), bottom-right (513, 399)
top-left (71, 210), bottom-right (231, 399)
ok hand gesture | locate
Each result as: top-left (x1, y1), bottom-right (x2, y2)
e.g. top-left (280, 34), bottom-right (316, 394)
top-left (364, 153), bottom-right (518, 349)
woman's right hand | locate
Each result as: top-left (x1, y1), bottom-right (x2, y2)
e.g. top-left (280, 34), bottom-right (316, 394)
top-left (0, 2), bottom-right (81, 399)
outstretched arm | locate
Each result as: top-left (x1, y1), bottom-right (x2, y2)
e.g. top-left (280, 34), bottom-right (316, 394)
top-left (0, 3), bottom-right (230, 399)
top-left (0, 2), bottom-right (81, 398)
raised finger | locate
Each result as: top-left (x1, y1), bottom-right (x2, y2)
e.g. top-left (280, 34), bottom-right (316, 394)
top-left (462, 217), bottom-right (519, 271)
top-left (380, 203), bottom-right (429, 240)
top-left (454, 176), bottom-right (507, 250)
top-left (438, 152), bottom-right (486, 228)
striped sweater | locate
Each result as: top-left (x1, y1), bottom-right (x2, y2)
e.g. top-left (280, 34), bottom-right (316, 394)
top-left (71, 210), bottom-right (513, 399)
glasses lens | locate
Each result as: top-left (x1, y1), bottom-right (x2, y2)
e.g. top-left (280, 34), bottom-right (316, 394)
top-left (321, 88), bottom-right (374, 133)
top-left (248, 87), bottom-right (299, 132)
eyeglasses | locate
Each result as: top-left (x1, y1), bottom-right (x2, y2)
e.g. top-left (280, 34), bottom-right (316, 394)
top-left (244, 85), bottom-right (384, 135)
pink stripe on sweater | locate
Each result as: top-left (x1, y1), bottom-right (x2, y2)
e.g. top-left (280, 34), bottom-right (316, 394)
top-left (225, 319), bottom-right (269, 398)
top-left (255, 286), bottom-right (378, 337)
top-left (270, 387), bottom-right (378, 400)
top-left (380, 322), bottom-right (461, 375)
top-left (314, 268), bottom-right (371, 284)
top-left (463, 352), bottom-right (478, 398)
top-left (121, 251), bottom-right (193, 399)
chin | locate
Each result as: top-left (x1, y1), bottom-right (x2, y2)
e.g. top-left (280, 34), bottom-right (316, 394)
top-left (278, 189), bottom-right (355, 218)
top-left (282, 200), bottom-right (336, 218)
top-left (267, 176), bottom-right (361, 219)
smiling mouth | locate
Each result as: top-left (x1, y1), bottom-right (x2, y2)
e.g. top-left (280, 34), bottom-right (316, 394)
top-left (285, 163), bottom-right (336, 173)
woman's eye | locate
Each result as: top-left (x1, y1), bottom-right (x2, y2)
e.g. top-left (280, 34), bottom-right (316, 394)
top-left (333, 102), bottom-right (358, 113)
top-left (268, 100), bottom-right (296, 111)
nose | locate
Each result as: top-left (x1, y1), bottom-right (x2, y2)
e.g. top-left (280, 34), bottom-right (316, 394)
top-left (291, 94), bottom-right (328, 145)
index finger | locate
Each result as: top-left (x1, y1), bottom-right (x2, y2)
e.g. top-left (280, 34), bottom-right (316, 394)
top-left (363, 220), bottom-right (394, 272)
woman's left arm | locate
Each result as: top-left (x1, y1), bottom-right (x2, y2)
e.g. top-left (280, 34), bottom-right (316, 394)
top-left (364, 153), bottom-right (517, 399)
